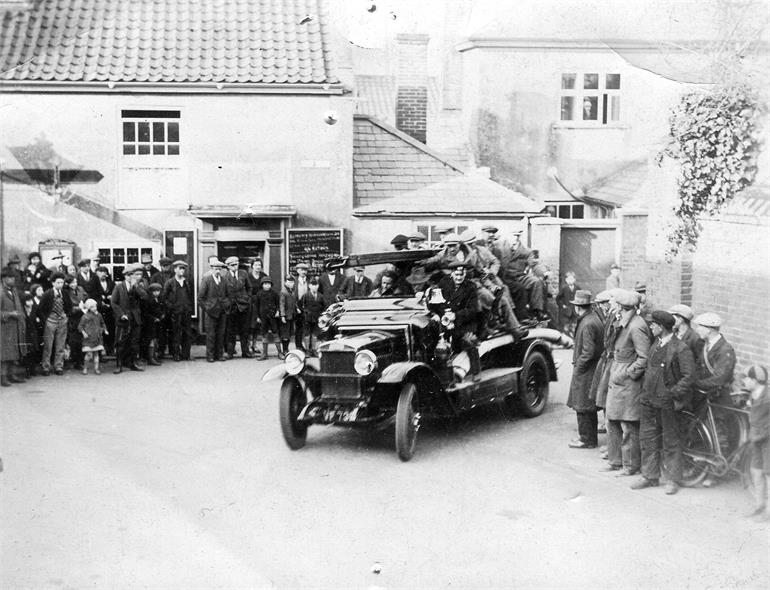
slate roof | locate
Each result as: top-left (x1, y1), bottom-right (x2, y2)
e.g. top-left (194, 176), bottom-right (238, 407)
top-left (0, 0), bottom-right (338, 84)
top-left (353, 114), bottom-right (463, 207)
top-left (354, 75), bottom-right (441, 121)
top-left (354, 174), bottom-right (544, 217)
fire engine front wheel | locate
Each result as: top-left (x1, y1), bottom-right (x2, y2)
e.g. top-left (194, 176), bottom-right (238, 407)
top-left (280, 378), bottom-right (308, 450)
top-left (395, 382), bottom-right (420, 462)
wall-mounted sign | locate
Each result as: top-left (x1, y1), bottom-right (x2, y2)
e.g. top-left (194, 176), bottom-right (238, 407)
top-left (287, 228), bottom-right (344, 274)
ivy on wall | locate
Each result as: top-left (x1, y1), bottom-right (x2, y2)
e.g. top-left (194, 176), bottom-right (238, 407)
top-left (656, 85), bottom-right (764, 258)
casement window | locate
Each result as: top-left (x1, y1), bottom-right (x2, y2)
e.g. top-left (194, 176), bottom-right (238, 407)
top-left (416, 223), bottom-right (470, 248)
top-left (559, 73), bottom-right (621, 124)
top-left (96, 244), bottom-right (159, 281)
top-left (121, 110), bottom-right (180, 156)
top-left (547, 203), bottom-right (585, 219)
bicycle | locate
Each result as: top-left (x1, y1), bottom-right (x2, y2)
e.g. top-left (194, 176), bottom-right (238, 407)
top-left (680, 391), bottom-right (753, 488)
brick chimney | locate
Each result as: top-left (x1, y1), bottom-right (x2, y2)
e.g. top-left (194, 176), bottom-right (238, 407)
top-left (395, 33), bottom-right (429, 144)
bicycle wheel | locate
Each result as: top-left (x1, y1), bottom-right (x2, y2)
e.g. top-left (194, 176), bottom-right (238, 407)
top-left (680, 411), bottom-right (714, 487)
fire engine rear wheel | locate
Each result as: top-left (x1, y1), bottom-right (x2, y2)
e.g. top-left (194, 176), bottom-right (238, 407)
top-left (280, 378), bottom-right (308, 450)
top-left (514, 351), bottom-right (549, 418)
top-left (395, 382), bottom-right (420, 462)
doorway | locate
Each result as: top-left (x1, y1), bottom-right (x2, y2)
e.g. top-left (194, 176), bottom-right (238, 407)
top-left (217, 241), bottom-right (267, 270)
top-left (559, 227), bottom-right (617, 296)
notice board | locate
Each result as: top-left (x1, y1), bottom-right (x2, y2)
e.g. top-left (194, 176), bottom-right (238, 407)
top-left (287, 228), bottom-right (344, 274)
top-left (164, 229), bottom-right (198, 318)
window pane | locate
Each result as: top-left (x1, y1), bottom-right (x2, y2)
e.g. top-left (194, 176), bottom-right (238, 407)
top-left (153, 144), bottom-right (165, 155)
top-left (123, 122), bottom-right (135, 141)
top-left (137, 122), bottom-right (150, 142)
top-left (126, 248), bottom-right (139, 263)
top-left (560, 96), bottom-right (574, 120)
top-left (572, 205), bottom-right (585, 219)
top-left (167, 122), bottom-right (179, 142)
top-left (610, 96), bottom-right (621, 121)
top-left (137, 144), bottom-right (150, 155)
top-left (123, 144), bottom-right (135, 155)
top-left (583, 74), bottom-right (599, 89)
top-left (167, 144), bottom-right (180, 155)
top-left (113, 249), bottom-right (125, 264)
top-left (582, 96), bottom-right (598, 120)
top-left (605, 74), bottom-right (621, 89)
top-left (558, 205), bottom-right (570, 219)
top-left (561, 73), bottom-right (576, 89)
top-left (153, 122), bottom-right (165, 142)
top-left (98, 249), bottom-right (111, 263)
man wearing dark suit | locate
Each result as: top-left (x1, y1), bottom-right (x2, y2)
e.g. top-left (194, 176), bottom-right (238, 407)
top-left (556, 272), bottom-right (581, 336)
top-left (151, 257), bottom-right (175, 358)
top-left (340, 266), bottom-right (373, 299)
top-left (37, 272), bottom-right (73, 376)
top-left (222, 256), bottom-right (253, 358)
top-left (440, 261), bottom-right (480, 380)
top-left (110, 263), bottom-right (148, 373)
top-left (318, 267), bottom-right (344, 306)
top-left (76, 259), bottom-right (100, 300)
top-left (198, 259), bottom-right (230, 362)
top-left (693, 312), bottom-right (736, 406)
top-left (163, 261), bottom-right (194, 361)
top-left (94, 266), bottom-right (115, 355)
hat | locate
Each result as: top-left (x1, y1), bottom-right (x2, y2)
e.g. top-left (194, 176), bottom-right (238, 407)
top-left (124, 263), bottom-right (144, 275)
top-left (209, 259), bottom-right (226, 268)
top-left (77, 259), bottom-right (90, 267)
top-left (28, 251), bottom-right (41, 261)
top-left (610, 263), bottom-right (621, 270)
top-left (434, 224), bottom-right (454, 235)
top-left (353, 265), bottom-right (365, 271)
top-left (148, 282), bottom-right (163, 292)
top-left (650, 310), bottom-right (675, 330)
top-left (614, 289), bottom-right (640, 308)
top-left (225, 256), bottom-right (240, 266)
top-left (593, 290), bottom-right (611, 303)
top-left (159, 256), bottom-right (172, 265)
top-left (140, 252), bottom-right (153, 263)
top-left (442, 232), bottom-right (460, 244)
top-left (405, 266), bottom-right (429, 286)
top-left (694, 312), bottom-right (722, 329)
top-left (746, 364), bottom-right (768, 384)
top-left (7, 254), bottom-right (21, 265)
top-left (569, 290), bottom-right (593, 306)
top-left (295, 262), bottom-right (309, 270)
top-left (260, 276), bottom-right (273, 285)
top-left (481, 224), bottom-right (498, 233)
top-left (447, 260), bottom-right (470, 270)
top-left (284, 274), bottom-right (295, 281)
top-left (407, 231), bottom-right (426, 242)
top-left (668, 304), bottom-right (694, 321)
top-left (389, 234), bottom-right (408, 246)
top-left (459, 229), bottom-right (476, 243)
top-left (172, 260), bottom-right (188, 268)
top-left (634, 281), bottom-right (647, 293)
top-left (511, 229), bottom-right (524, 236)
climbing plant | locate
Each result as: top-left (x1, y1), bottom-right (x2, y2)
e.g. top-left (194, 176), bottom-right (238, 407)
top-left (656, 84), bottom-right (764, 257)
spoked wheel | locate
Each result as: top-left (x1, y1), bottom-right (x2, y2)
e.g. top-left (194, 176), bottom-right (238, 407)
top-left (680, 411), bottom-right (714, 487)
top-left (395, 382), bottom-right (420, 462)
top-left (279, 378), bottom-right (308, 450)
top-left (513, 351), bottom-right (549, 418)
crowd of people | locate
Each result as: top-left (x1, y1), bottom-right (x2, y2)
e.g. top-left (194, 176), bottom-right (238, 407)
top-left (562, 285), bottom-right (769, 520)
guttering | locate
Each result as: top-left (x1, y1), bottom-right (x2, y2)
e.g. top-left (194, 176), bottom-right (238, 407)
top-left (455, 38), bottom-right (722, 53)
top-left (353, 211), bottom-right (546, 219)
top-left (0, 81), bottom-right (349, 95)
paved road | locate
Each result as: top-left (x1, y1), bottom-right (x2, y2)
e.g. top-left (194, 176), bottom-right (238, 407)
top-left (1, 348), bottom-right (767, 589)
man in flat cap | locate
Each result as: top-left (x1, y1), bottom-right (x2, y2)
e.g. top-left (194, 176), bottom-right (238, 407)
top-left (590, 289), bottom-right (618, 438)
top-left (500, 229), bottom-right (546, 321)
top-left (341, 265), bottom-right (373, 299)
top-left (668, 304), bottom-right (702, 358)
top-left (163, 260), bottom-right (194, 361)
top-left (319, 264), bottom-right (344, 306)
top-left (634, 281), bottom-right (653, 322)
top-left (406, 231), bottom-right (427, 251)
top-left (293, 263), bottom-right (310, 352)
top-left (567, 290), bottom-right (605, 449)
top-left (110, 263), bottom-right (149, 373)
top-left (76, 259), bottom-right (99, 301)
top-left (604, 289), bottom-right (651, 476)
top-left (37, 272), bottom-right (73, 376)
top-left (693, 312), bottom-right (736, 406)
top-left (198, 259), bottom-right (230, 362)
top-left (632, 310), bottom-right (695, 495)
top-left (222, 256), bottom-right (253, 358)
top-left (150, 257), bottom-right (175, 359)
top-left (440, 261), bottom-right (481, 381)
top-left (140, 252), bottom-right (159, 285)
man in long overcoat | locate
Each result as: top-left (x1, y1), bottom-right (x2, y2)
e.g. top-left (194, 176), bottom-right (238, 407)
top-left (566, 290), bottom-right (604, 448)
top-left (604, 289), bottom-right (651, 476)
top-left (198, 260), bottom-right (230, 362)
top-left (631, 310), bottom-right (695, 495)
top-left (1, 269), bottom-right (27, 386)
top-left (222, 256), bottom-right (253, 358)
top-left (111, 263), bottom-right (148, 373)
top-left (163, 261), bottom-right (194, 361)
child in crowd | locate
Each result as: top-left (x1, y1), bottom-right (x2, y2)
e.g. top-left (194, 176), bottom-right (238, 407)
top-left (141, 283), bottom-right (165, 366)
top-left (78, 298), bottom-right (107, 375)
top-left (21, 293), bottom-right (40, 377)
top-left (745, 364), bottom-right (770, 520)
top-left (300, 278), bottom-right (325, 355)
top-left (255, 276), bottom-right (282, 360)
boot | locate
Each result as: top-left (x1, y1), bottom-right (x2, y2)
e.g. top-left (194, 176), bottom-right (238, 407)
top-left (147, 344), bottom-right (161, 366)
top-left (258, 342), bottom-right (269, 361)
top-left (113, 358), bottom-right (123, 374)
top-left (282, 340), bottom-right (290, 354)
top-left (275, 342), bottom-right (285, 360)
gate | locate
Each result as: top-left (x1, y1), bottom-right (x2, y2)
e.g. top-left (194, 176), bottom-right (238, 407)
top-left (559, 226), bottom-right (617, 297)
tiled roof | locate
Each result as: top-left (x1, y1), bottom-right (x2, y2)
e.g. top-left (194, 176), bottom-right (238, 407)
top-left (0, 0), bottom-right (338, 84)
top-left (353, 114), bottom-right (463, 207)
top-left (353, 174), bottom-right (544, 217)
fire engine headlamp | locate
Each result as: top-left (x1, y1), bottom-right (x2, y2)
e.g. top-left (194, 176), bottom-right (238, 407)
top-left (285, 350), bottom-right (306, 375)
top-left (354, 350), bottom-right (378, 376)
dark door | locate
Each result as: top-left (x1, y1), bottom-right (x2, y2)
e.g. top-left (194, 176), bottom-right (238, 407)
top-left (559, 227), bottom-right (616, 297)
top-left (217, 241), bottom-right (266, 269)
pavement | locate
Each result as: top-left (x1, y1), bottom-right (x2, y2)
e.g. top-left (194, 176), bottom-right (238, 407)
top-left (1, 346), bottom-right (768, 589)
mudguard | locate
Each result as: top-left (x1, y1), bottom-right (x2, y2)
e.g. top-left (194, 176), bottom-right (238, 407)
top-left (260, 357), bottom-right (320, 381)
top-left (378, 361), bottom-right (437, 384)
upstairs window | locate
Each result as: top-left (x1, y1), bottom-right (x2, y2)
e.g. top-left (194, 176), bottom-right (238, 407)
top-left (560, 73), bottom-right (621, 124)
top-left (121, 110), bottom-right (180, 155)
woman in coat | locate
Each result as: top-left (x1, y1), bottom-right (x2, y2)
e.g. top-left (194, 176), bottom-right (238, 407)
top-left (1, 268), bottom-right (27, 385)
top-left (247, 259), bottom-right (268, 354)
top-left (604, 290), bottom-right (651, 475)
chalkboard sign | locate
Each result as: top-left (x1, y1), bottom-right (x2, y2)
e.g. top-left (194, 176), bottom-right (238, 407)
top-left (287, 228), bottom-right (344, 274)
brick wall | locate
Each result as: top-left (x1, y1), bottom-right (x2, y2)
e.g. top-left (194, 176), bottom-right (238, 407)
top-left (619, 213), bottom-right (648, 289)
top-left (396, 33), bottom-right (428, 144)
top-left (395, 86), bottom-right (427, 143)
